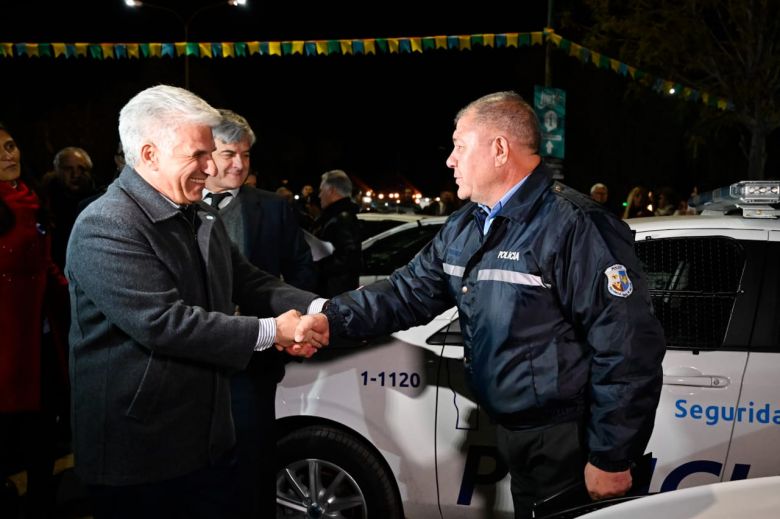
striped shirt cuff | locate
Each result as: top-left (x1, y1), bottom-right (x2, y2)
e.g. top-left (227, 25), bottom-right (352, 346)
top-left (255, 317), bottom-right (277, 351)
top-left (307, 298), bottom-right (328, 314)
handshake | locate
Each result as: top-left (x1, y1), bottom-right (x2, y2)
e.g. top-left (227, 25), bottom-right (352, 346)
top-left (273, 310), bottom-right (330, 358)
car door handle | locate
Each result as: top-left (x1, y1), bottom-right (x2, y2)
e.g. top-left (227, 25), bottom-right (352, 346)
top-left (662, 375), bottom-right (730, 388)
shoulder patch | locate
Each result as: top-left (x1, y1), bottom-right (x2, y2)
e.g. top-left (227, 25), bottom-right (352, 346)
top-left (604, 264), bottom-right (633, 298)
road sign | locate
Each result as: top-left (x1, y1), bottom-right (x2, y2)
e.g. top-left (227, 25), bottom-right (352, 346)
top-left (533, 86), bottom-right (566, 159)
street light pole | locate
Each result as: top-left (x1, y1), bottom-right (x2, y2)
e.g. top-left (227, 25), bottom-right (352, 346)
top-left (125, 0), bottom-right (247, 89)
top-left (545, 0), bottom-right (554, 87)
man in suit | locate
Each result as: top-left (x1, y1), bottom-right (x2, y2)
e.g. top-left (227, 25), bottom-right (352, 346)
top-left (313, 170), bottom-right (362, 297)
top-left (66, 85), bottom-right (328, 519)
top-left (202, 109), bottom-right (317, 517)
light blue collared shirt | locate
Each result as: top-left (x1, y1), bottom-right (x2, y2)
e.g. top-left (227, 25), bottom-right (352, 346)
top-left (478, 177), bottom-right (528, 235)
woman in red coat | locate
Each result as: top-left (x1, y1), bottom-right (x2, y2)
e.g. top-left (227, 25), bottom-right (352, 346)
top-left (0, 122), bottom-right (69, 518)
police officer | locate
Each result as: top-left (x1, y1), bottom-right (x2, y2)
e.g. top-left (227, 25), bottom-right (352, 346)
top-left (302, 91), bottom-right (666, 518)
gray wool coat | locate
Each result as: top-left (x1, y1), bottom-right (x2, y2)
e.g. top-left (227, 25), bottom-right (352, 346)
top-left (65, 167), bottom-right (317, 486)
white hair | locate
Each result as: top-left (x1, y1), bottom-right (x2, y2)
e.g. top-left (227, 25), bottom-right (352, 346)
top-left (118, 84), bottom-right (221, 168)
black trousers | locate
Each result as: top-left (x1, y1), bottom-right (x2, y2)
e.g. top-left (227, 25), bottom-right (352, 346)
top-left (496, 419), bottom-right (587, 519)
top-left (87, 449), bottom-right (240, 519)
top-left (231, 354), bottom-right (282, 519)
top-left (0, 332), bottom-right (67, 519)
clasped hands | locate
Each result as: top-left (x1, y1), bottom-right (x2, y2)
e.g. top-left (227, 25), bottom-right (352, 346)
top-left (274, 310), bottom-right (329, 358)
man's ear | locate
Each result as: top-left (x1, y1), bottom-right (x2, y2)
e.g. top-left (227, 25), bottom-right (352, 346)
top-left (493, 136), bottom-right (509, 167)
top-left (140, 143), bottom-right (157, 170)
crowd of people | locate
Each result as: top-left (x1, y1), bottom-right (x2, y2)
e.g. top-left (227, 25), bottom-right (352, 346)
top-left (2, 86), bottom-right (670, 519)
top-left (588, 182), bottom-right (698, 219)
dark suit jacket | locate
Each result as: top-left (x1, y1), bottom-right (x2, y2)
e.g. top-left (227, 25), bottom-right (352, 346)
top-left (204, 186), bottom-right (317, 382)
top-left (313, 197), bottom-right (362, 297)
top-left (66, 167), bottom-right (317, 486)
top-left (227, 186), bottom-right (316, 292)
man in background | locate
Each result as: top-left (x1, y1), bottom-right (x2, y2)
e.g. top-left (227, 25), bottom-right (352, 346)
top-left (590, 182), bottom-right (621, 216)
top-left (203, 109), bottom-right (317, 517)
top-left (45, 146), bottom-right (97, 268)
top-left (314, 170), bottom-right (362, 297)
top-left (589, 182), bottom-right (608, 205)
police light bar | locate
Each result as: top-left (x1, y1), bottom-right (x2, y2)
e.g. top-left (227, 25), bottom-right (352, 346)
top-left (690, 180), bottom-right (780, 218)
top-left (731, 181), bottom-right (780, 204)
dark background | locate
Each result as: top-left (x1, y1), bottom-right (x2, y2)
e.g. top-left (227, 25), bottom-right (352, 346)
top-left (2, 0), bottom-right (772, 203)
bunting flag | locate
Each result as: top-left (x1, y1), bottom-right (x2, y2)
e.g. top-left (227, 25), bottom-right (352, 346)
top-left (0, 29), bottom-right (731, 110)
top-left (542, 28), bottom-right (732, 111)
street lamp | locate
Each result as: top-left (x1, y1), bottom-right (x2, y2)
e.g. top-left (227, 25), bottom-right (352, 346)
top-left (125, 0), bottom-right (247, 89)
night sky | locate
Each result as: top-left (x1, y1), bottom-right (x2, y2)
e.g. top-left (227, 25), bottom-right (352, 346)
top-left (2, 1), bottom-right (770, 202)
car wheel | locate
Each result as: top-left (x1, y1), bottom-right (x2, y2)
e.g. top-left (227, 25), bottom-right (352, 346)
top-left (276, 425), bottom-right (402, 519)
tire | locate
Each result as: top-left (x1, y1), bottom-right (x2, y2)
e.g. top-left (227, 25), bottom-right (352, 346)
top-left (276, 425), bottom-right (403, 519)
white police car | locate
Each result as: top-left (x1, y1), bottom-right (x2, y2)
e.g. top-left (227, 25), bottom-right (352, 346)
top-left (579, 475), bottom-right (780, 519)
top-left (274, 181), bottom-right (780, 518)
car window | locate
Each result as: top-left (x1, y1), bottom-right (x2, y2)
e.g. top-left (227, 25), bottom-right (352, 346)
top-left (362, 224), bottom-right (442, 275)
top-left (635, 236), bottom-right (746, 350)
top-left (427, 318), bottom-right (465, 346)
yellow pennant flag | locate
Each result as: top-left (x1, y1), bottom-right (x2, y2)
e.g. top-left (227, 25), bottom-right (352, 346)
top-left (101, 44), bottom-right (115, 59)
top-left (75, 43), bottom-right (88, 57)
top-left (387, 38), bottom-right (400, 53)
top-left (24, 43), bottom-right (40, 57)
top-left (546, 32), bottom-right (562, 46)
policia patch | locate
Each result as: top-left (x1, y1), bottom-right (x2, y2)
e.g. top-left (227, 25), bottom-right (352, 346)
top-left (604, 264), bottom-right (633, 298)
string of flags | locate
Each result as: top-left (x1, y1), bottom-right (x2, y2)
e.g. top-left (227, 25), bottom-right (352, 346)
top-left (0, 29), bottom-right (731, 110)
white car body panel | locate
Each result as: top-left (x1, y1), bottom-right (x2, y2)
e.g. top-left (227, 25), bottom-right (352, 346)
top-left (648, 350), bottom-right (748, 490)
top-left (277, 310), bottom-right (458, 517)
top-left (634, 222), bottom-right (773, 491)
top-left (723, 352), bottom-right (780, 479)
top-left (581, 476), bottom-right (780, 519)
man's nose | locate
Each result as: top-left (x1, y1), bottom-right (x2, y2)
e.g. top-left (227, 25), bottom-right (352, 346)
top-left (203, 157), bottom-right (218, 176)
top-left (232, 156), bottom-right (245, 170)
top-left (445, 153), bottom-right (456, 169)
